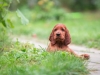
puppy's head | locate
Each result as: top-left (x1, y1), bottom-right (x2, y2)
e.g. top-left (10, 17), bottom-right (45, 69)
top-left (49, 24), bottom-right (71, 46)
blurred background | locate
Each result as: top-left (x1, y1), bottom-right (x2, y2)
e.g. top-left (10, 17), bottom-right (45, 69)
top-left (0, 0), bottom-right (100, 51)
top-left (10, 0), bottom-right (100, 11)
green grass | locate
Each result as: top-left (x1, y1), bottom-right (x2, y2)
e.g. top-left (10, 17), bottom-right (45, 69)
top-left (0, 42), bottom-right (89, 75)
top-left (7, 8), bottom-right (100, 49)
top-left (0, 25), bottom-right (12, 53)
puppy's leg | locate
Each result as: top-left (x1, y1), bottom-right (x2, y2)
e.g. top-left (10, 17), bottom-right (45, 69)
top-left (66, 46), bottom-right (90, 59)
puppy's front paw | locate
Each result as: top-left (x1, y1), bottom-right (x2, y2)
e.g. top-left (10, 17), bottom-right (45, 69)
top-left (80, 54), bottom-right (90, 60)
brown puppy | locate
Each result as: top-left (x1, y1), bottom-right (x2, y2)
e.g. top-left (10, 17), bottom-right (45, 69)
top-left (47, 24), bottom-right (90, 59)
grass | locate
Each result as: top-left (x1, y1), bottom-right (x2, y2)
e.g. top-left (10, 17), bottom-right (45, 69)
top-left (0, 42), bottom-right (89, 75)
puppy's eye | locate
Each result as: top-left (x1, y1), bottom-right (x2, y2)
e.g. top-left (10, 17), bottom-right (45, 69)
top-left (54, 29), bottom-right (57, 31)
top-left (61, 28), bottom-right (65, 31)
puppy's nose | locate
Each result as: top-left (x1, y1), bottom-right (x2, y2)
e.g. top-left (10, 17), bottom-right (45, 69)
top-left (56, 33), bottom-right (60, 36)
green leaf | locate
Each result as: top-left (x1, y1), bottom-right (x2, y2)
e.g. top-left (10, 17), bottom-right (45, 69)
top-left (0, 14), bottom-right (7, 27)
top-left (7, 19), bottom-right (14, 28)
top-left (16, 9), bottom-right (29, 25)
top-left (1, 20), bottom-right (7, 27)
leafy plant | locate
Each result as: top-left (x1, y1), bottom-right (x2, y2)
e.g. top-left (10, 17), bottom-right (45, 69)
top-left (0, 0), bottom-right (12, 27)
top-left (0, 0), bottom-right (29, 28)
top-left (0, 0), bottom-right (29, 53)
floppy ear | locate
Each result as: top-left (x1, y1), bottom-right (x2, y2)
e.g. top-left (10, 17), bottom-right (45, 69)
top-left (49, 30), bottom-right (56, 45)
top-left (65, 27), bottom-right (71, 46)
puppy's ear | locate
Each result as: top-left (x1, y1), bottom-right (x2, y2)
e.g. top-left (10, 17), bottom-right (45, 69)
top-left (49, 30), bottom-right (55, 45)
top-left (65, 27), bottom-right (71, 46)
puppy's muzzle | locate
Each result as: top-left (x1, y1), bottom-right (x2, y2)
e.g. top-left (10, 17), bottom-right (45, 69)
top-left (56, 33), bottom-right (61, 36)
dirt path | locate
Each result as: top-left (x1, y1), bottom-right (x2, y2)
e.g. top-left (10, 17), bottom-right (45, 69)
top-left (70, 45), bottom-right (100, 75)
top-left (13, 36), bottom-right (100, 75)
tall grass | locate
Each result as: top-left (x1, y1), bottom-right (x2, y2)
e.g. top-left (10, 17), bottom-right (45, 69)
top-left (0, 42), bottom-right (89, 75)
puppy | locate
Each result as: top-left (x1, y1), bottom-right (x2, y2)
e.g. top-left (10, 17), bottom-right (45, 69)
top-left (47, 24), bottom-right (90, 59)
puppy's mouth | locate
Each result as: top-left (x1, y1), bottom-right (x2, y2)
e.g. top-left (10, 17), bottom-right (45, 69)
top-left (54, 34), bottom-right (64, 41)
top-left (55, 37), bottom-right (64, 41)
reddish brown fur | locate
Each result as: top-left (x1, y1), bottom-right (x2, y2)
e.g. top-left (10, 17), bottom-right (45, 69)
top-left (47, 24), bottom-right (90, 59)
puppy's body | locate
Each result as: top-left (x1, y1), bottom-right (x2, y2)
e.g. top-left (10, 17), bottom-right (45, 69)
top-left (47, 24), bottom-right (90, 59)
top-left (47, 41), bottom-right (80, 57)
